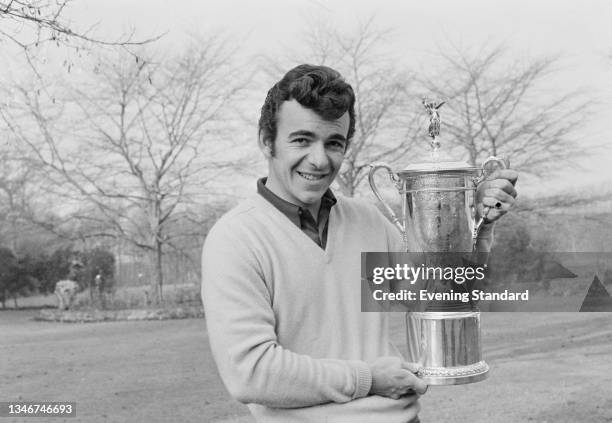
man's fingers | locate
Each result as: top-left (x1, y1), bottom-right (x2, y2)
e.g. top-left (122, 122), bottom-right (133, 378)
top-left (481, 196), bottom-right (515, 211)
top-left (485, 169), bottom-right (519, 186)
top-left (482, 188), bottom-right (516, 204)
top-left (410, 375), bottom-right (428, 395)
top-left (402, 362), bottom-right (421, 374)
top-left (480, 180), bottom-right (518, 198)
top-left (401, 363), bottom-right (428, 395)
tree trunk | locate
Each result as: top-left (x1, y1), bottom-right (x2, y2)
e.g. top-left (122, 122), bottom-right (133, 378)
top-left (115, 239), bottom-right (122, 288)
top-left (156, 240), bottom-right (163, 303)
top-left (149, 240), bottom-right (164, 304)
top-left (89, 280), bottom-right (95, 305)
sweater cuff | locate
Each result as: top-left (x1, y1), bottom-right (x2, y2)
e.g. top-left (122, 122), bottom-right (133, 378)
top-left (352, 361), bottom-right (372, 399)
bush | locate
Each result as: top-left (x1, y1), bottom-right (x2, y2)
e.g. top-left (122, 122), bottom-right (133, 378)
top-left (68, 283), bottom-right (201, 310)
top-left (0, 247), bottom-right (40, 307)
top-left (0, 247), bottom-right (18, 307)
top-left (40, 247), bottom-right (84, 293)
top-left (488, 214), bottom-right (527, 281)
top-left (488, 212), bottom-right (575, 290)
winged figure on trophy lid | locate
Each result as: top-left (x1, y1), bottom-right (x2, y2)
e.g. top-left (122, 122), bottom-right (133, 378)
top-left (422, 97), bottom-right (446, 152)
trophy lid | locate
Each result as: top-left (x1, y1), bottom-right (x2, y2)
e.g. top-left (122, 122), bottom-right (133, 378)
top-left (398, 143), bottom-right (478, 176)
top-left (398, 160), bottom-right (478, 176)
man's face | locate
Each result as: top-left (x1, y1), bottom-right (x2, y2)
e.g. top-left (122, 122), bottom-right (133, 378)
top-left (261, 100), bottom-right (348, 214)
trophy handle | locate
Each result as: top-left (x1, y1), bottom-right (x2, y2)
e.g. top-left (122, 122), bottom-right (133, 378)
top-left (471, 156), bottom-right (508, 249)
top-left (368, 163), bottom-right (405, 234)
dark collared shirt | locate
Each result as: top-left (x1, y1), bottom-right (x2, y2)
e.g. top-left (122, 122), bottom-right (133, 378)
top-left (257, 178), bottom-right (337, 249)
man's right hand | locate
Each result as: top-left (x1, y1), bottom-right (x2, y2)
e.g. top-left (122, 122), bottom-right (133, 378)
top-left (368, 357), bottom-right (428, 399)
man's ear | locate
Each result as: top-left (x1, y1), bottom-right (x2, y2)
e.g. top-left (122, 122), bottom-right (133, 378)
top-left (258, 131), bottom-right (273, 159)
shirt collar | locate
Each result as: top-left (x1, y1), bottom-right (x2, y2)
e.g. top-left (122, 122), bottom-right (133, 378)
top-left (257, 177), bottom-right (337, 224)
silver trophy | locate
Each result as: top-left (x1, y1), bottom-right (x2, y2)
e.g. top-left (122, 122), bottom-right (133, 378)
top-left (368, 98), bottom-right (506, 385)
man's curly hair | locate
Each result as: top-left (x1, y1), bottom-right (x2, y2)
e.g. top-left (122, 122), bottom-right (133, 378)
top-left (258, 64), bottom-right (356, 155)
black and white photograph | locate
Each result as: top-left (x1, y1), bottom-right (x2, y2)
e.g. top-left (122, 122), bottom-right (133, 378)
top-left (1, 1), bottom-right (611, 422)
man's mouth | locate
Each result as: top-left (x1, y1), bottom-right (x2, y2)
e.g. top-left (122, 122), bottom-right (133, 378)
top-left (297, 171), bottom-right (327, 181)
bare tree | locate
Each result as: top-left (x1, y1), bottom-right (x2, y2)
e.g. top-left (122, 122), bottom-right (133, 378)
top-left (0, 145), bottom-right (61, 254)
top-left (418, 44), bottom-right (590, 174)
top-left (264, 16), bottom-right (423, 197)
top-left (0, 150), bottom-right (32, 251)
top-left (3, 37), bottom-right (249, 303)
top-left (0, 1), bottom-right (159, 49)
top-left (0, 0), bottom-right (162, 78)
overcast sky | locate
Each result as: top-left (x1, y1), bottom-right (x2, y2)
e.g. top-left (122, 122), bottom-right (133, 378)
top-left (10, 0), bottom-right (612, 196)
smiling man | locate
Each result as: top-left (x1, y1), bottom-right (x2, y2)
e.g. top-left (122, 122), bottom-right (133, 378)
top-left (263, 99), bottom-right (347, 217)
top-left (201, 64), bottom-right (517, 423)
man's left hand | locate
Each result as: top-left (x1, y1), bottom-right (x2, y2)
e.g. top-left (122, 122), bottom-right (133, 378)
top-left (475, 169), bottom-right (518, 224)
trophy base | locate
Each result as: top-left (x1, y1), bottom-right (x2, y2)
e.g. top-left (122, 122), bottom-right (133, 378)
top-left (419, 360), bottom-right (489, 385)
top-left (406, 311), bottom-right (488, 386)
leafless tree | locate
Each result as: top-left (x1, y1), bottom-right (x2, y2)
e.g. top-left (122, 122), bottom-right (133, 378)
top-left (264, 16), bottom-right (424, 197)
top-left (0, 0), bottom-right (161, 76)
top-left (0, 150), bottom-right (32, 251)
top-left (0, 0), bottom-right (159, 48)
top-left (3, 37), bottom-right (249, 303)
top-left (418, 44), bottom-right (590, 174)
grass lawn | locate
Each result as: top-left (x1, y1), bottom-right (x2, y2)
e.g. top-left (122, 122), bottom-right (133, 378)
top-left (1, 310), bottom-right (611, 422)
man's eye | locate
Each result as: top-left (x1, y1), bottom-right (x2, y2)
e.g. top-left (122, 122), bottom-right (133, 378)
top-left (292, 138), bottom-right (309, 144)
top-left (328, 141), bottom-right (346, 150)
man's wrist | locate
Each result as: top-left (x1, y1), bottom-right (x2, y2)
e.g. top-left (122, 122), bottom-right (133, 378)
top-left (353, 361), bottom-right (373, 399)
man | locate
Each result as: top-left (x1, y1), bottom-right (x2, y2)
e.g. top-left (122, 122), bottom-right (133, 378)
top-left (201, 64), bottom-right (517, 422)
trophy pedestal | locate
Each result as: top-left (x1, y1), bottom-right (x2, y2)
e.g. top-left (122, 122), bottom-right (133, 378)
top-left (406, 311), bottom-right (489, 385)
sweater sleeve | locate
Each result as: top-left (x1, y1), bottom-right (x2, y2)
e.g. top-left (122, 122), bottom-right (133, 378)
top-left (201, 218), bottom-right (372, 408)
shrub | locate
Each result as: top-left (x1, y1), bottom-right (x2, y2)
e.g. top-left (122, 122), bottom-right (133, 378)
top-left (0, 247), bottom-right (40, 307)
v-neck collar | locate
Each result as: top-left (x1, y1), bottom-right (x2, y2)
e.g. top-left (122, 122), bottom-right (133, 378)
top-left (256, 177), bottom-right (337, 251)
top-left (254, 194), bottom-right (336, 263)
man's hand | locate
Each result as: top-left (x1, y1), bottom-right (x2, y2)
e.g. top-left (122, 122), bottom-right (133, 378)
top-left (369, 356), bottom-right (428, 399)
top-left (476, 169), bottom-right (519, 224)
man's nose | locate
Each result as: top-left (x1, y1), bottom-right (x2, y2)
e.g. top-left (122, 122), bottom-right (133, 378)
top-left (307, 142), bottom-right (329, 169)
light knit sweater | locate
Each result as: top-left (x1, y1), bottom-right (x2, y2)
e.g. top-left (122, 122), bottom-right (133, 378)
top-left (201, 194), bottom-right (420, 423)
